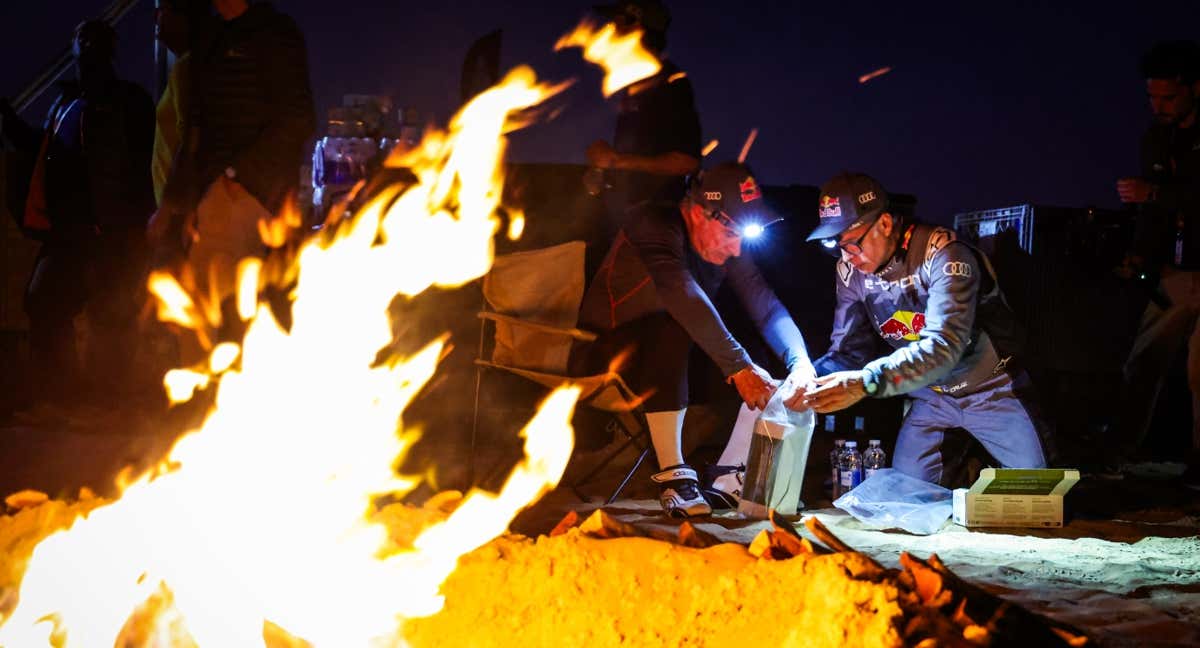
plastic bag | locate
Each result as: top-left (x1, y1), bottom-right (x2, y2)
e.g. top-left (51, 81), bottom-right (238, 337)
top-left (738, 376), bottom-right (815, 518)
top-left (833, 468), bottom-right (952, 535)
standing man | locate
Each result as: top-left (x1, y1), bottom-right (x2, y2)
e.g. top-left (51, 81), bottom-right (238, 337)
top-left (0, 20), bottom-right (156, 408)
top-left (151, 0), bottom-right (315, 321)
top-left (571, 162), bottom-right (815, 518)
top-left (795, 173), bottom-right (1048, 486)
top-left (585, 1), bottom-right (701, 227)
top-left (1115, 40), bottom-right (1200, 483)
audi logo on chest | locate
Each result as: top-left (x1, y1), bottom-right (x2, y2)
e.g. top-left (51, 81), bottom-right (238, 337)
top-left (704, 191), bottom-right (722, 201)
top-left (942, 261), bottom-right (972, 277)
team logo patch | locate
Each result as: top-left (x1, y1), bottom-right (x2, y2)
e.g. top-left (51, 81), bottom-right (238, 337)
top-left (704, 191), bottom-right (722, 201)
top-left (857, 191), bottom-right (876, 204)
top-left (819, 195), bottom-right (842, 219)
top-left (879, 310), bottom-right (926, 342)
top-left (739, 177), bottom-right (762, 203)
top-left (942, 261), bottom-right (971, 277)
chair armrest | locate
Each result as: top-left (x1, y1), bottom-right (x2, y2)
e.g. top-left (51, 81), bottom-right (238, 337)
top-left (477, 311), bottom-right (598, 342)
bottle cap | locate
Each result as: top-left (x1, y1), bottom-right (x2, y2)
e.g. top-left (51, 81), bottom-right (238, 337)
top-left (870, 439), bottom-right (880, 445)
top-left (846, 441), bottom-right (857, 447)
top-left (835, 439), bottom-right (845, 445)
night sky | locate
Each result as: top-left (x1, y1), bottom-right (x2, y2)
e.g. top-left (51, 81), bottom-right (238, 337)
top-left (2, 0), bottom-right (1198, 224)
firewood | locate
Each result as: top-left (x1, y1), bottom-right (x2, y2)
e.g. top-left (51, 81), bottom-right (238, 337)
top-left (899, 552), bottom-right (1091, 646)
top-left (676, 521), bottom-right (721, 548)
top-left (549, 511), bottom-right (581, 537)
top-left (802, 515), bottom-right (856, 554)
top-left (578, 510), bottom-right (645, 539)
top-left (4, 490), bottom-right (48, 511)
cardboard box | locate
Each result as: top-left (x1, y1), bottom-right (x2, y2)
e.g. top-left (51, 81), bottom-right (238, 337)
top-left (952, 468), bottom-right (1080, 528)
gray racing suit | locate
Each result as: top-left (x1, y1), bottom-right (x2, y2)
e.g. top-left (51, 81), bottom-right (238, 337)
top-left (813, 222), bottom-right (1048, 484)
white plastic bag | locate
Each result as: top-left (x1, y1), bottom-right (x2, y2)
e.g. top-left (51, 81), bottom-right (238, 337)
top-left (833, 468), bottom-right (952, 535)
top-left (737, 376), bottom-right (815, 518)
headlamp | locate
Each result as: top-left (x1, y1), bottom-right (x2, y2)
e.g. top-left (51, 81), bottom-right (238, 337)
top-left (739, 217), bottom-right (783, 240)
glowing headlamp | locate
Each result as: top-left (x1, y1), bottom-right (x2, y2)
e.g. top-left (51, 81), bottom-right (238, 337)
top-left (739, 217), bottom-right (783, 240)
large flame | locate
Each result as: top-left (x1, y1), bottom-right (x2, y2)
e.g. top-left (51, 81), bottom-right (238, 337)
top-left (555, 20), bottom-right (662, 97)
top-left (0, 65), bottom-right (578, 647)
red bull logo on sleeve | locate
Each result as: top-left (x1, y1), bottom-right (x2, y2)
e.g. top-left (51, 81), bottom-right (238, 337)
top-left (878, 310), bottom-right (926, 341)
top-left (739, 177), bottom-right (762, 203)
top-left (819, 195), bottom-right (841, 219)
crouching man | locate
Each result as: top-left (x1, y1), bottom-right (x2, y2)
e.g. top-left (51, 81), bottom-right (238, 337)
top-left (570, 162), bottom-right (815, 518)
top-left (793, 172), bottom-right (1049, 485)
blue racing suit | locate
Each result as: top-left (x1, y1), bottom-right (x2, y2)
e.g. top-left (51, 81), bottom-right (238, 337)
top-left (813, 222), bottom-right (1048, 484)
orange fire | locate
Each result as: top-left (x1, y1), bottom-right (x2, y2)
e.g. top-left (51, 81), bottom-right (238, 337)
top-left (0, 65), bottom-right (578, 647)
top-left (555, 20), bottom-right (662, 97)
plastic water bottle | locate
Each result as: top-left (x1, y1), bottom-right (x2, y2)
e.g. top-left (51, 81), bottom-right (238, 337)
top-left (839, 441), bottom-right (863, 493)
top-left (863, 439), bottom-right (887, 480)
top-left (829, 437), bottom-right (845, 498)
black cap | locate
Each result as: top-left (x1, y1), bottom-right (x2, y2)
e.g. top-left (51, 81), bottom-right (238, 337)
top-left (805, 172), bottom-right (889, 242)
top-left (688, 161), bottom-right (776, 228)
top-left (593, 1), bottom-right (671, 33)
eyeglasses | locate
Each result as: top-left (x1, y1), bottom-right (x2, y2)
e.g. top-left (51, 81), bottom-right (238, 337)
top-left (821, 218), bottom-right (878, 258)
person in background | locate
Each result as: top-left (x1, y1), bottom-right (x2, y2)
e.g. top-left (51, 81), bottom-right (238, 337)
top-left (795, 172), bottom-right (1049, 486)
top-left (571, 162), bottom-right (815, 518)
top-left (152, 0), bottom-right (212, 209)
top-left (1115, 40), bottom-right (1200, 486)
top-left (584, 0), bottom-right (701, 231)
top-left (150, 0), bottom-right (315, 339)
top-left (0, 20), bottom-right (156, 411)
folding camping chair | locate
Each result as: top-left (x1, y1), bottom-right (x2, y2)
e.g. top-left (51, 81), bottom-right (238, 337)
top-left (471, 241), bottom-right (653, 504)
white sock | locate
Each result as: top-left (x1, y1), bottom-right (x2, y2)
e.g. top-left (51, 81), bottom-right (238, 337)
top-left (712, 404), bottom-right (757, 494)
top-left (646, 409), bottom-right (687, 469)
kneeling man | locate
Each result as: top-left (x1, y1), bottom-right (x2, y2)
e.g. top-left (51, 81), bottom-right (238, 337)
top-left (796, 172), bottom-right (1049, 485)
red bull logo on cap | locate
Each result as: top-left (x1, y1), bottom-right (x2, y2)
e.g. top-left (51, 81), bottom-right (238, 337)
top-left (819, 195), bottom-right (841, 219)
top-left (878, 311), bottom-right (926, 341)
top-left (739, 177), bottom-right (762, 203)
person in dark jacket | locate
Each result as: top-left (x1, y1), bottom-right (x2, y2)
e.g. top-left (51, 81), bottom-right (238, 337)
top-left (795, 173), bottom-right (1048, 486)
top-left (1115, 40), bottom-right (1200, 482)
top-left (571, 162), bottom-right (816, 517)
top-left (583, 1), bottom-right (701, 229)
top-left (150, 0), bottom-right (315, 322)
top-left (0, 19), bottom-right (156, 407)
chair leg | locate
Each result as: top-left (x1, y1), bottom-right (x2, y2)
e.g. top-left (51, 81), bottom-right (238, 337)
top-left (572, 413), bottom-right (653, 503)
top-left (605, 445), bottom-right (651, 505)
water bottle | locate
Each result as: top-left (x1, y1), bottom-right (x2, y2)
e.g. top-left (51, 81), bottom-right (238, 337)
top-left (839, 441), bottom-right (863, 493)
top-left (829, 436), bottom-right (844, 498)
top-left (863, 439), bottom-right (887, 480)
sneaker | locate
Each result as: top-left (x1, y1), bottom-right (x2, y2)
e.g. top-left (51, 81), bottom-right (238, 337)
top-left (700, 464), bottom-right (744, 509)
top-left (651, 464), bottom-right (711, 518)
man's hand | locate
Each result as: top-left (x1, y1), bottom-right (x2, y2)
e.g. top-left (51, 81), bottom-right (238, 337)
top-left (782, 364), bottom-right (817, 412)
top-left (728, 363), bottom-right (780, 410)
top-left (1117, 177), bottom-right (1155, 204)
top-left (800, 370), bottom-right (867, 413)
top-left (586, 140), bottom-right (619, 170)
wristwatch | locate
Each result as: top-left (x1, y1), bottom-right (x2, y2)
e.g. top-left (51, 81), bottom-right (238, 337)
top-left (860, 368), bottom-right (880, 396)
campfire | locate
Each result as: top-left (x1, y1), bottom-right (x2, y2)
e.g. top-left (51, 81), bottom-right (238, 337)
top-left (0, 20), bottom-right (1090, 648)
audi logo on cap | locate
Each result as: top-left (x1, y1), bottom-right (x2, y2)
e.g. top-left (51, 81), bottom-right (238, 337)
top-left (704, 191), bottom-right (722, 201)
top-left (857, 191), bottom-right (876, 204)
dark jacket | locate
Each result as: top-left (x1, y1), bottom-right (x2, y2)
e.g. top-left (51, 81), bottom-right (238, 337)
top-left (186, 3), bottom-right (316, 213)
top-left (577, 202), bottom-right (810, 377)
top-left (1133, 122), bottom-right (1200, 270)
top-left (814, 223), bottom-right (1024, 399)
top-left (3, 79), bottom-right (155, 238)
